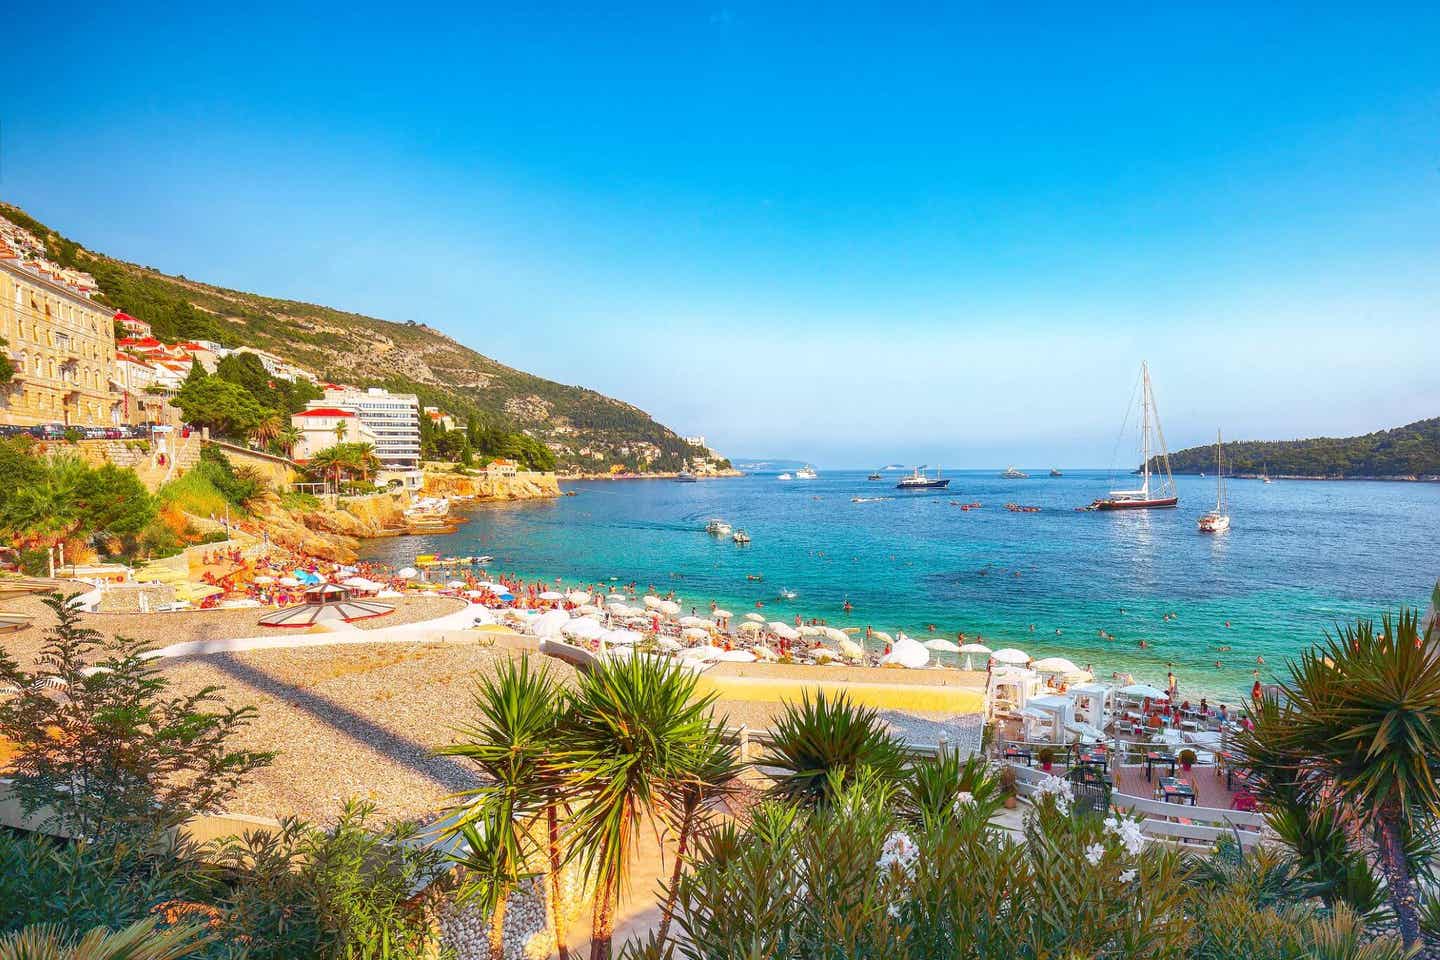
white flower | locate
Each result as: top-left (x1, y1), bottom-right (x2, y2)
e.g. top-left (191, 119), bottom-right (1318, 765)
top-left (1084, 842), bottom-right (1106, 866)
top-left (877, 830), bottom-right (920, 879)
top-left (1118, 868), bottom-right (1137, 883)
top-left (1033, 774), bottom-right (1073, 815)
top-left (953, 790), bottom-right (975, 810)
top-left (1103, 814), bottom-right (1147, 856)
top-left (887, 901), bottom-right (903, 920)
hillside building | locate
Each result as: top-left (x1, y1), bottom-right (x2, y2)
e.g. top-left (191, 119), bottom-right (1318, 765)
top-left (0, 245), bottom-right (121, 427)
top-left (307, 387), bottom-right (422, 487)
top-left (290, 407), bottom-right (378, 461)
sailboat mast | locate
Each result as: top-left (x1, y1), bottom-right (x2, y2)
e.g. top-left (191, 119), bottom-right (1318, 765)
top-left (1215, 429), bottom-right (1223, 510)
top-left (1140, 362), bottom-right (1151, 496)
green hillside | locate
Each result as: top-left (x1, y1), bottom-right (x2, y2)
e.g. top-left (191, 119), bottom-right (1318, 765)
top-left (1152, 417), bottom-right (1440, 479)
top-left (1, 202), bottom-right (712, 472)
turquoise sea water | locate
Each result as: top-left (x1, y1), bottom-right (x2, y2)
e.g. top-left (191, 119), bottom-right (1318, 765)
top-left (360, 470), bottom-right (1438, 702)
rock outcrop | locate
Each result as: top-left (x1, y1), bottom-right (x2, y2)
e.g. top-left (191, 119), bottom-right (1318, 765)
top-left (421, 471), bottom-right (561, 501)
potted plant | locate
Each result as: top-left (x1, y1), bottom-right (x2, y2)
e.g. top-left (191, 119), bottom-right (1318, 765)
top-left (1178, 748), bottom-right (1197, 772)
top-left (998, 764), bottom-right (1019, 809)
top-left (1037, 746), bottom-right (1057, 772)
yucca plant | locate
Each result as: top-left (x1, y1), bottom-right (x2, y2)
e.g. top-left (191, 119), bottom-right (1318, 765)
top-left (0, 916), bottom-right (211, 960)
top-left (759, 691), bottom-right (906, 808)
top-left (438, 656), bottom-right (566, 958)
top-left (1233, 609), bottom-right (1440, 949)
top-left (560, 654), bottom-right (719, 960)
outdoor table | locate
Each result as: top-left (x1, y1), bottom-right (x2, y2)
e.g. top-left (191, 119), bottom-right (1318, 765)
top-left (1160, 777), bottom-right (1197, 805)
top-left (1078, 750), bottom-right (1108, 769)
top-left (1004, 746), bottom-right (1033, 766)
top-left (1145, 751), bottom-right (1178, 782)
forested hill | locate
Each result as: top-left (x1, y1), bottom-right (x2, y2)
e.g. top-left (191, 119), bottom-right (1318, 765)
top-left (1, 202), bottom-right (713, 472)
top-left (1152, 417), bottom-right (1440, 479)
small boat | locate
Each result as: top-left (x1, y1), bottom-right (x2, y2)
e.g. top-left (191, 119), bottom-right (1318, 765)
top-left (1049, 468), bottom-right (1063, 477)
top-left (852, 496), bottom-right (892, 503)
top-left (777, 473), bottom-right (794, 481)
top-left (1004, 503), bottom-right (1041, 513)
top-left (675, 471), bottom-right (698, 483)
top-left (705, 518), bottom-right (733, 536)
top-left (1260, 461), bottom-right (1273, 483)
top-left (778, 588), bottom-right (797, 600)
top-left (795, 466), bottom-right (818, 480)
top-left (746, 574), bottom-right (764, 582)
top-left (1198, 429), bottom-right (1231, 533)
top-left (1000, 466), bottom-right (1029, 479)
top-left (896, 465), bottom-right (951, 489)
top-left (867, 471), bottom-right (883, 481)
top-left (1090, 362), bottom-right (1179, 511)
top-left (732, 530), bottom-right (751, 544)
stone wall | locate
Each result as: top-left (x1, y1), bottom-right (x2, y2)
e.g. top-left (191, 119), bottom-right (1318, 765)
top-left (66, 434), bottom-right (202, 491)
top-left (204, 439), bottom-right (298, 489)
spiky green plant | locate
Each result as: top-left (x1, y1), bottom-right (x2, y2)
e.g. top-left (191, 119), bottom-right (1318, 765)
top-left (896, 749), bottom-right (1001, 832)
top-left (759, 691), bottom-right (906, 808)
top-left (560, 654), bottom-right (719, 960)
top-left (1232, 609), bottom-right (1440, 949)
top-left (0, 916), bottom-right (210, 960)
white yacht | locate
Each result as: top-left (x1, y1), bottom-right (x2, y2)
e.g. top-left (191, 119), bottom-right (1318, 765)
top-left (1197, 429), bottom-right (1231, 533)
top-left (795, 465), bottom-right (818, 480)
top-left (777, 472), bottom-right (794, 481)
top-left (705, 518), bottom-right (733, 536)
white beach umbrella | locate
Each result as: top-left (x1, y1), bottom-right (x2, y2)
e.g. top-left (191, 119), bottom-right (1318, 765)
top-left (477, 582), bottom-right (507, 592)
top-left (341, 576), bottom-right (370, 588)
top-left (881, 633), bottom-right (931, 669)
top-left (712, 609), bottom-right (734, 619)
top-left (530, 609), bottom-right (572, 639)
top-left (958, 642), bottom-right (991, 671)
top-left (568, 590), bottom-right (591, 605)
top-left (642, 595), bottom-right (663, 609)
top-left (678, 615), bottom-right (708, 628)
top-left (278, 576), bottom-right (301, 587)
top-left (658, 600), bottom-right (682, 616)
top-left (744, 612), bottom-right (766, 623)
top-left (822, 626), bottom-right (849, 645)
top-left (751, 644), bottom-right (779, 661)
top-left (626, 615), bottom-right (654, 627)
top-left (1033, 656), bottom-right (1081, 674)
top-left (871, 631), bottom-right (894, 644)
top-left (464, 589), bottom-right (483, 598)
top-left (396, 567), bottom-right (419, 580)
top-left (575, 604), bottom-right (603, 615)
top-left (738, 621), bottom-right (763, 636)
top-left (715, 649), bottom-right (757, 663)
top-left (989, 648), bottom-right (1030, 666)
top-left (602, 629), bottom-right (642, 646)
top-left (563, 618), bottom-right (606, 640)
top-left (769, 622), bottom-right (799, 641)
top-left (538, 590), bottom-right (565, 601)
top-left (681, 626), bottom-right (710, 641)
top-left (678, 644), bottom-right (725, 662)
top-left (654, 636), bottom-right (682, 652)
top-left (924, 638), bottom-right (961, 653)
top-left (607, 593), bottom-right (628, 601)
top-left (839, 637), bottom-right (865, 660)
top-left (447, 580), bottom-right (467, 589)
top-left (799, 625), bottom-right (825, 638)
top-left (811, 646), bottom-right (839, 662)
top-left (1119, 683), bottom-right (1169, 700)
top-left (606, 601), bottom-right (629, 614)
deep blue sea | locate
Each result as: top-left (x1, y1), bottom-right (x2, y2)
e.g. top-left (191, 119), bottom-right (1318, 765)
top-left (361, 470), bottom-right (1438, 702)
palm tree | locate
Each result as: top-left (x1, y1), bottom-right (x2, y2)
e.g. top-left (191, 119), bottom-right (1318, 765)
top-left (251, 413), bottom-right (284, 451)
top-left (275, 423), bottom-right (300, 459)
top-left (560, 655), bottom-right (718, 960)
top-left (1233, 609), bottom-right (1440, 949)
top-left (655, 720), bottom-right (741, 945)
top-left (439, 657), bottom-right (564, 959)
top-left (0, 916), bottom-right (211, 960)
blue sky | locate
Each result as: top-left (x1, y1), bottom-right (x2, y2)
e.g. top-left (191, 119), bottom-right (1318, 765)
top-left (3, 2), bottom-right (1438, 466)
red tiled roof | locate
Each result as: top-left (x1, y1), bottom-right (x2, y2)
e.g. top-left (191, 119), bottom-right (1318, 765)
top-left (294, 408), bottom-right (355, 418)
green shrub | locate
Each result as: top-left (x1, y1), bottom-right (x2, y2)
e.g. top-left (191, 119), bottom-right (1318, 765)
top-left (760, 691), bottom-right (907, 808)
top-left (158, 470), bottom-right (231, 519)
top-left (280, 490), bottom-right (321, 511)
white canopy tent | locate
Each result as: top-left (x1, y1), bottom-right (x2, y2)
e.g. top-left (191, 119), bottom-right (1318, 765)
top-left (987, 667), bottom-right (1042, 719)
top-left (1070, 681), bottom-right (1114, 730)
top-left (1026, 694), bottom-right (1076, 745)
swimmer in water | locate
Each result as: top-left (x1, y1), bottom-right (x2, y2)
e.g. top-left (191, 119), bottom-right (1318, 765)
top-left (1256, 655), bottom-right (1264, 665)
top-left (1138, 639), bottom-right (1148, 649)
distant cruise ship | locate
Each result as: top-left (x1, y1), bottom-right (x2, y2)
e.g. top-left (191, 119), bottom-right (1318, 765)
top-left (896, 466), bottom-right (950, 489)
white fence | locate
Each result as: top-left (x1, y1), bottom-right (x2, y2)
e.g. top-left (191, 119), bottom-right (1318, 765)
top-left (1006, 763), bottom-right (1266, 849)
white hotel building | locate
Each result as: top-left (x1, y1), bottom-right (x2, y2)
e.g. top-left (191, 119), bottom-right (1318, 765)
top-left (301, 387), bottom-right (422, 486)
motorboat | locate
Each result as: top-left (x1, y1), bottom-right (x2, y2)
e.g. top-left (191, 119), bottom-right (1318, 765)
top-left (675, 471), bottom-right (697, 483)
top-left (777, 473), bottom-right (794, 481)
top-left (867, 471), bottom-right (883, 480)
top-left (732, 530), bottom-right (751, 543)
top-left (705, 518), bottom-right (733, 536)
top-left (1000, 466), bottom-right (1029, 479)
top-left (1049, 468), bottom-right (1063, 477)
top-left (896, 465), bottom-right (950, 489)
top-left (795, 466), bottom-right (818, 480)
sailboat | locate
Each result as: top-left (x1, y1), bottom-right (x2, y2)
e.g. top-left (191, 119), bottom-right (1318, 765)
top-left (1091, 362), bottom-right (1179, 511)
top-left (1260, 461), bottom-right (1273, 484)
top-left (1197, 429), bottom-right (1230, 533)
